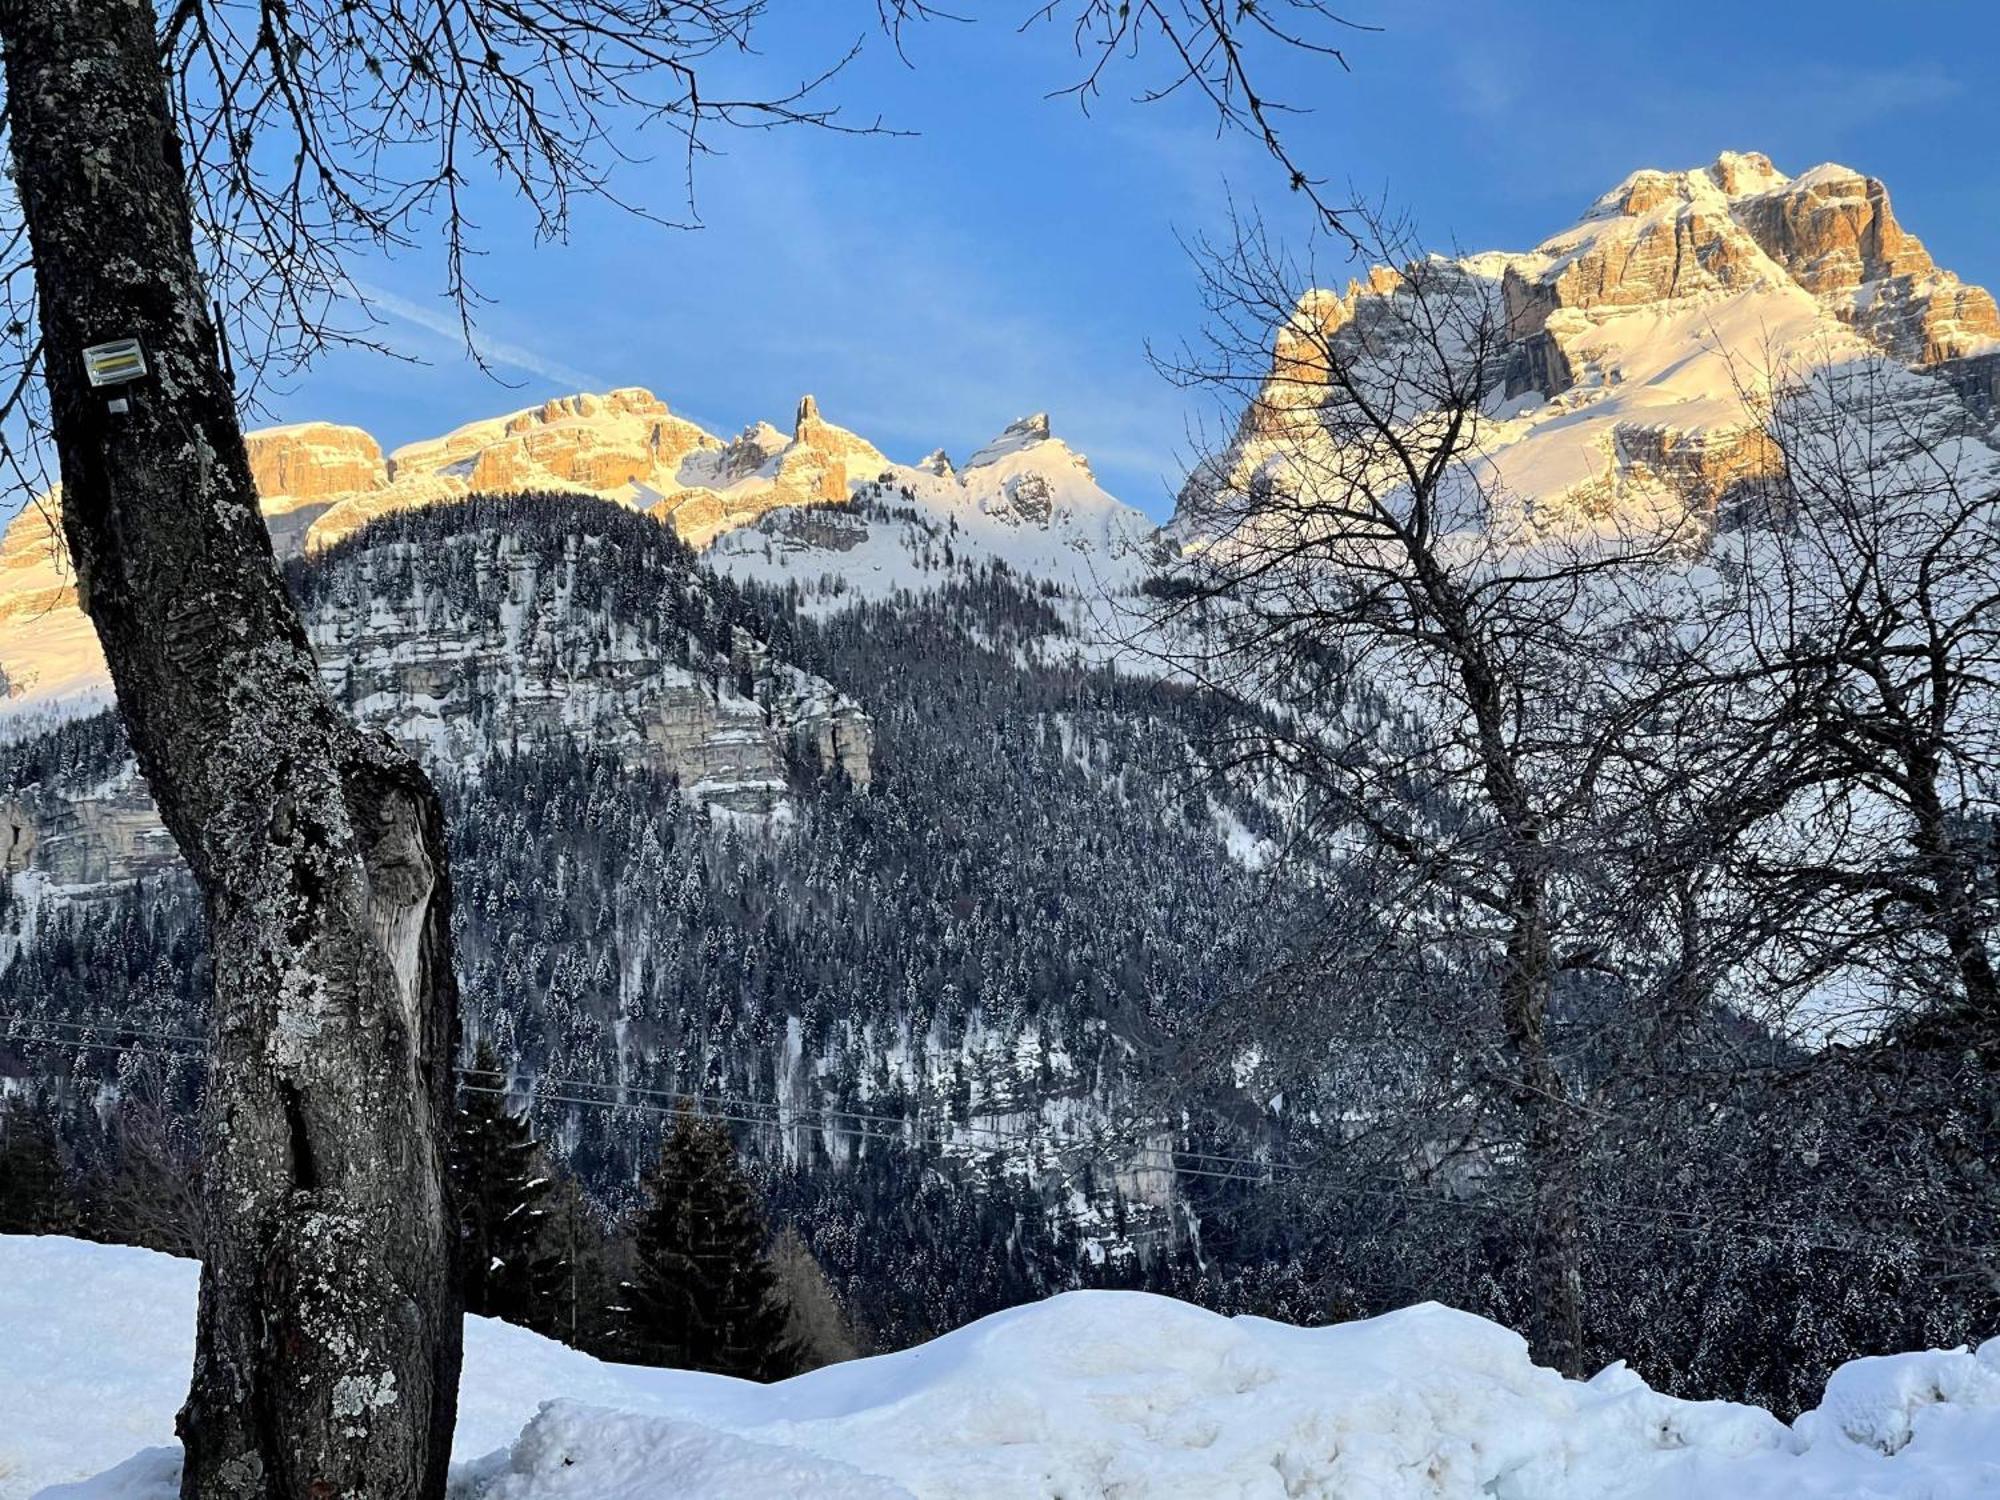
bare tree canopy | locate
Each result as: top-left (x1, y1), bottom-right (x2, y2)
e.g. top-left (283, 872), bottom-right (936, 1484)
top-left (0, 0), bottom-right (1372, 505)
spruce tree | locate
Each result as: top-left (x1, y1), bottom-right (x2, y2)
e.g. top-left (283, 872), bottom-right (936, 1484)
top-left (622, 1112), bottom-right (796, 1380)
top-left (540, 1170), bottom-right (616, 1355)
top-left (0, 1099), bottom-right (69, 1234)
top-left (452, 1044), bottom-right (564, 1331)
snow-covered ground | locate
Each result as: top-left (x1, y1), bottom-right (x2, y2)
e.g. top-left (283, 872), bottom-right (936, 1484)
top-left (4, 1236), bottom-right (1998, 1499)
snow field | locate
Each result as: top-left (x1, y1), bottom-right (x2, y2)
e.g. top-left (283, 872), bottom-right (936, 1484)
top-left (5, 1235), bottom-right (1998, 1499)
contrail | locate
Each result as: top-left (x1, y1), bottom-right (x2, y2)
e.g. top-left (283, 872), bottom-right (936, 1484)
top-left (353, 280), bottom-right (607, 392)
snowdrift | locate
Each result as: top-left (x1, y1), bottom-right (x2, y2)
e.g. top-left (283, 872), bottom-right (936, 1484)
top-left (3, 1234), bottom-right (1997, 1499)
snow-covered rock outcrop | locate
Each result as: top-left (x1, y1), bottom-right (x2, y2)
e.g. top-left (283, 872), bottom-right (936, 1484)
top-left (8, 1234), bottom-right (1999, 1500)
top-left (1189, 152), bottom-right (2000, 541)
top-left (646, 393), bottom-right (892, 548)
top-left (705, 409), bottom-right (1165, 607)
top-left (1501, 151), bottom-right (1999, 369)
top-left (299, 518), bottom-right (872, 809)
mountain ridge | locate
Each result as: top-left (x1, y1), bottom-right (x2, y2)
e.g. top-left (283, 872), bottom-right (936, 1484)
top-left (1185, 150), bottom-right (2000, 538)
top-left (0, 393), bottom-right (1160, 721)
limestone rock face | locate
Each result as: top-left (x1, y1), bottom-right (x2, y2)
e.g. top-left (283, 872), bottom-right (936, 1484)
top-left (996, 471), bottom-right (1055, 526)
top-left (0, 500), bottom-right (108, 714)
top-left (1941, 350), bottom-right (2000, 427)
top-left (731, 626), bottom-right (873, 790)
top-left (648, 395), bottom-right (888, 546)
top-left (1, 794), bottom-right (34, 874)
top-left (1529, 424), bottom-right (1785, 532)
top-left (1503, 198), bottom-right (1773, 343)
top-left (248, 386), bottom-right (738, 555)
top-left (964, 412), bottom-right (1068, 469)
top-left (1, 775), bottom-right (179, 884)
top-left (1706, 149), bottom-right (1788, 198)
top-left (246, 423), bottom-right (391, 551)
top-left (306, 528), bottom-right (869, 813)
top-left (789, 393), bottom-right (890, 471)
top-left (683, 422), bottom-right (791, 488)
top-left (0, 503), bottom-right (69, 620)
top-left (247, 422), bottom-right (387, 502)
top-left (1188, 152), bottom-right (2000, 542)
top-left (1503, 154), bottom-right (2000, 366)
top-left (295, 386), bottom-right (723, 551)
top-left (1265, 273), bottom-right (1405, 406)
top-left (1732, 166), bottom-right (2000, 362)
top-left (389, 387), bottom-right (715, 489)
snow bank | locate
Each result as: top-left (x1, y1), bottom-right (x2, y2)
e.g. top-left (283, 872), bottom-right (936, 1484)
top-left (4, 1234), bottom-right (1997, 1500)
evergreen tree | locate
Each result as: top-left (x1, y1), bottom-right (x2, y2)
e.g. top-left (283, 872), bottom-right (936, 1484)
top-left (539, 1170), bottom-right (616, 1355)
top-left (621, 1112), bottom-right (796, 1380)
top-left (452, 1044), bottom-right (564, 1331)
top-left (0, 1098), bottom-right (70, 1234)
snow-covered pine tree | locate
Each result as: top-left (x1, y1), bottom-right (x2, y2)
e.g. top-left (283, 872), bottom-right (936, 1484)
top-left (451, 1044), bottom-right (564, 1333)
top-left (621, 1112), bottom-right (797, 1380)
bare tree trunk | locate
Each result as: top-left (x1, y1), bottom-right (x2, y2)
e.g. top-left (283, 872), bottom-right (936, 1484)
top-left (1462, 625), bottom-right (1588, 1377)
top-left (1500, 866), bottom-right (1586, 1376)
top-left (0, 3), bottom-right (463, 1496)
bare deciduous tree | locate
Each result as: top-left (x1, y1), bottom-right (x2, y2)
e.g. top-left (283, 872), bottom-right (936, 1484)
top-left (1716, 354), bottom-right (2000, 1053)
top-left (1149, 210), bottom-right (1746, 1373)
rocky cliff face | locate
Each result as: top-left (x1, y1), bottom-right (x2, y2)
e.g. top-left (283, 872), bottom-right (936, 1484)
top-left (304, 387), bottom-right (723, 551)
top-left (0, 504), bottom-right (108, 718)
top-left (247, 422), bottom-right (391, 551)
top-left (649, 393), bottom-right (891, 546)
top-left (1, 500), bottom-right (873, 889)
top-left (1, 773), bottom-right (179, 885)
top-left (1501, 153), bottom-right (2000, 371)
top-left (1191, 152), bottom-right (2000, 536)
top-left (704, 409), bottom-right (1165, 607)
top-left (308, 527), bottom-right (871, 813)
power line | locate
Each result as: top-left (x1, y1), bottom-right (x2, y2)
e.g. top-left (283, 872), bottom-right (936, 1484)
top-left (3, 1015), bottom-right (204, 1049)
top-left (3, 1024), bottom-right (1296, 1184)
top-left (5, 1012), bottom-right (1991, 1259)
top-left (1, 1013), bottom-right (1298, 1175)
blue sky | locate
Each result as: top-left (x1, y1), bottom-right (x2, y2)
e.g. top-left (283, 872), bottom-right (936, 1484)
top-left (270, 0), bottom-right (2000, 520)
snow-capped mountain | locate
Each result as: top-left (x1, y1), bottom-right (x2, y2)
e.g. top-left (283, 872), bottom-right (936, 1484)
top-left (0, 392), bottom-right (1161, 722)
top-left (1187, 151), bottom-right (2000, 533)
top-left (705, 409), bottom-right (1164, 606)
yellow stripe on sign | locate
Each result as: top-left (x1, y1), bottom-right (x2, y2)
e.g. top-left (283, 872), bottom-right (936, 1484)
top-left (83, 339), bottom-right (147, 386)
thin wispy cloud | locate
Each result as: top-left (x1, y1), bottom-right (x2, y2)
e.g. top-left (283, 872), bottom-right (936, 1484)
top-left (352, 280), bottom-right (609, 393)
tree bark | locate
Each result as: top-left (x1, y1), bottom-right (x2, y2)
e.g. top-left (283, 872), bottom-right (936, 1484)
top-left (1500, 865), bottom-right (1587, 1377)
top-left (0, 3), bottom-right (463, 1496)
